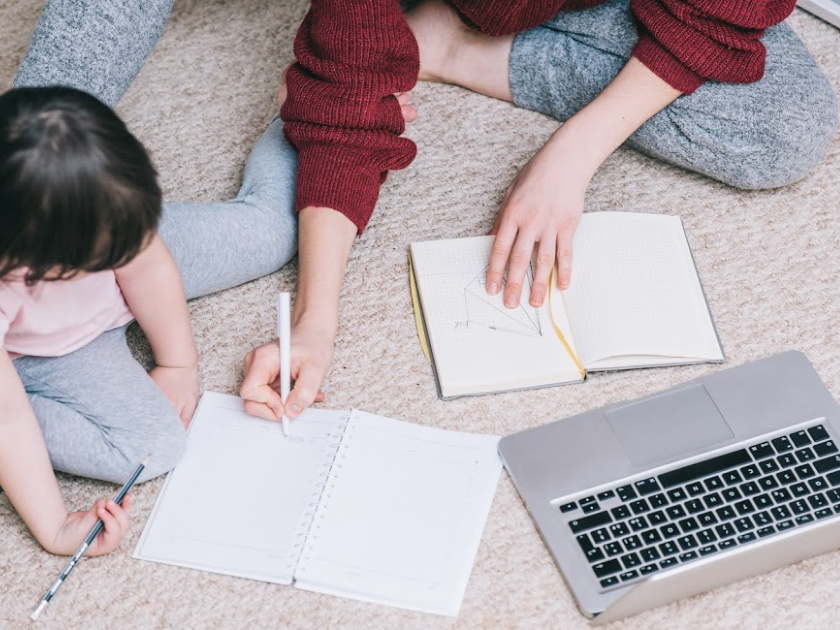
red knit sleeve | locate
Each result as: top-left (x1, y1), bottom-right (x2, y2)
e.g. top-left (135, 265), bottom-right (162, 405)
top-left (630, 0), bottom-right (798, 94)
top-left (280, 1), bottom-right (419, 233)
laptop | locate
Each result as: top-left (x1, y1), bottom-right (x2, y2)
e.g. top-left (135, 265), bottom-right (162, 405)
top-left (798, 0), bottom-right (840, 28)
top-left (499, 351), bottom-right (840, 624)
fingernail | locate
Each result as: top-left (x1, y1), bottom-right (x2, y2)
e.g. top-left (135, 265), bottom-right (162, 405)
top-left (487, 282), bottom-right (498, 294)
top-left (505, 295), bottom-right (517, 308)
top-left (288, 404), bottom-right (302, 417)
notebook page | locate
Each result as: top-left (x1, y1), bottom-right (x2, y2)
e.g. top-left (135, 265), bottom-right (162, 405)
top-left (293, 411), bottom-right (502, 616)
top-left (134, 392), bottom-right (347, 584)
top-left (411, 235), bottom-right (581, 397)
top-left (558, 213), bottom-right (723, 368)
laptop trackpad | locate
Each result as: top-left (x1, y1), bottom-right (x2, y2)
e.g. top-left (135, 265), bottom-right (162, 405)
top-left (606, 385), bottom-right (734, 468)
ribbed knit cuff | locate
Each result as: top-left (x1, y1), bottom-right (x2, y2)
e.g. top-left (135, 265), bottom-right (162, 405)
top-left (633, 34), bottom-right (704, 95)
top-left (293, 143), bottom-right (393, 234)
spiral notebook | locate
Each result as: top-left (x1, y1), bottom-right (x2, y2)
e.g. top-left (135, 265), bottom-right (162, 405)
top-left (133, 392), bottom-right (502, 616)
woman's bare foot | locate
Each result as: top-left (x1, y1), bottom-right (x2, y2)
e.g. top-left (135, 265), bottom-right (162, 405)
top-left (406, 0), bottom-right (513, 102)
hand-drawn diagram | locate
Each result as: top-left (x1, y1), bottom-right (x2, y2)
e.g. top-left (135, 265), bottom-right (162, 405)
top-left (456, 265), bottom-right (542, 337)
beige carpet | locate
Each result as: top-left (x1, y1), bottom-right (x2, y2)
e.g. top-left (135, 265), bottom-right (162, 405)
top-left (3, 1), bottom-right (840, 628)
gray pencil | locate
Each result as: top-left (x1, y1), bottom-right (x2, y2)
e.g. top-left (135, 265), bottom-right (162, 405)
top-left (30, 456), bottom-right (149, 621)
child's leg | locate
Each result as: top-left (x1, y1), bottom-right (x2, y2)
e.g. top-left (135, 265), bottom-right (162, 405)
top-left (13, 0), bottom-right (174, 108)
top-left (158, 116), bottom-right (299, 300)
top-left (411, 0), bottom-right (838, 190)
top-left (12, 326), bottom-right (185, 484)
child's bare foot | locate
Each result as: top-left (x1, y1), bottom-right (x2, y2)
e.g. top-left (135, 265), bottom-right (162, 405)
top-left (406, 0), bottom-right (513, 102)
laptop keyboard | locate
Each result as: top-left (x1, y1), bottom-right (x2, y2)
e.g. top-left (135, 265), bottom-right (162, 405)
top-left (559, 422), bottom-right (840, 591)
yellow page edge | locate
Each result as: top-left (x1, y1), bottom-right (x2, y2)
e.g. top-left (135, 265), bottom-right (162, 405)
top-left (548, 268), bottom-right (586, 380)
top-left (408, 253), bottom-right (431, 362)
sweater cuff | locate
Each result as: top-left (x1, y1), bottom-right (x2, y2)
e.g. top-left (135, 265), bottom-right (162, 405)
top-left (632, 34), bottom-right (704, 95)
top-left (293, 143), bottom-right (401, 234)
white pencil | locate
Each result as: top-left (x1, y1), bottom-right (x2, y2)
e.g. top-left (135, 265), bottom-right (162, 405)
top-left (277, 292), bottom-right (291, 437)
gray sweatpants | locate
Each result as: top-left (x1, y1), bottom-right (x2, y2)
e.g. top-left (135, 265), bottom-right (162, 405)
top-left (12, 0), bottom-right (298, 484)
top-left (509, 0), bottom-right (838, 189)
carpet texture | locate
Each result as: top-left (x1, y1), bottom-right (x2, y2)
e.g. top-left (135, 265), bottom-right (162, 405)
top-left (2, 1), bottom-right (840, 628)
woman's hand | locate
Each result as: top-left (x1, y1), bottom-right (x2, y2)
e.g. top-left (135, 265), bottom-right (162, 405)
top-left (486, 129), bottom-right (591, 309)
top-left (240, 320), bottom-right (328, 421)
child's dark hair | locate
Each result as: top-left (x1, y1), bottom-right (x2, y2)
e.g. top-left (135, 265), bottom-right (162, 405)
top-left (0, 86), bottom-right (161, 284)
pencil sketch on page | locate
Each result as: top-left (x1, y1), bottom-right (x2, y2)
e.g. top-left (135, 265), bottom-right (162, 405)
top-left (456, 265), bottom-right (543, 338)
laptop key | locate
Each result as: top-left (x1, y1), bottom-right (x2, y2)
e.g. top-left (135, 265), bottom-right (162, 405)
top-left (592, 559), bottom-right (622, 578)
top-left (815, 508), bottom-right (833, 519)
top-left (716, 505), bottom-right (736, 521)
top-left (648, 510), bottom-right (667, 526)
top-left (723, 470), bottom-right (743, 485)
top-left (620, 552), bottom-right (641, 569)
top-left (749, 442), bottom-right (774, 459)
top-left (705, 476), bottom-right (724, 491)
top-left (796, 448), bottom-right (816, 463)
top-left (560, 502), bottom-right (577, 513)
top-left (774, 486), bottom-right (793, 503)
top-left (759, 476), bottom-right (779, 491)
top-left (808, 493), bottom-right (827, 510)
top-left (658, 449), bottom-right (751, 488)
top-left (699, 544), bottom-right (717, 556)
top-left (610, 522), bottom-right (629, 537)
top-left (759, 460), bottom-right (780, 474)
top-left (737, 532), bottom-right (757, 544)
top-left (777, 519), bottom-right (795, 531)
top-left (734, 517), bottom-right (754, 532)
top-left (600, 576), bottom-right (620, 589)
top-left (634, 478), bottom-right (660, 495)
top-left (616, 485), bottom-right (637, 501)
top-left (754, 511), bottom-right (773, 527)
top-left (778, 453), bottom-right (798, 468)
top-left (740, 481), bottom-right (760, 496)
top-left (808, 425), bottom-right (830, 442)
top-left (796, 514), bottom-right (814, 525)
top-left (771, 505), bottom-right (792, 520)
top-left (619, 570), bottom-right (639, 582)
top-left (667, 488), bottom-right (687, 502)
top-left (586, 548), bottom-right (605, 563)
top-left (666, 505), bottom-right (686, 519)
top-left (772, 436), bottom-right (793, 453)
top-left (791, 430), bottom-right (811, 447)
top-left (678, 551), bottom-right (698, 562)
top-left (659, 541), bottom-right (679, 556)
top-left (677, 535), bottom-right (698, 550)
top-left (630, 499), bottom-right (650, 515)
top-left (791, 483), bottom-right (810, 498)
top-left (790, 500), bottom-right (809, 515)
top-left (642, 530), bottom-right (662, 545)
top-left (605, 542), bottom-right (623, 556)
top-left (776, 470), bottom-right (796, 485)
top-left (809, 477), bottom-right (829, 493)
top-left (641, 547), bottom-right (660, 562)
top-left (828, 470), bottom-right (840, 486)
top-left (722, 488), bottom-right (742, 502)
top-left (697, 529), bottom-right (717, 545)
top-left (629, 517), bottom-right (648, 531)
top-left (741, 464), bottom-right (761, 479)
top-left (611, 505), bottom-right (631, 520)
top-left (735, 499), bottom-right (755, 515)
top-left (660, 557), bottom-right (679, 569)
top-left (827, 488), bottom-right (840, 504)
top-left (622, 535), bottom-right (642, 551)
top-left (757, 526), bottom-right (775, 538)
top-left (597, 490), bottom-right (616, 501)
top-left (698, 511), bottom-right (718, 527)
top-left (815, 441), bottom-right (839, 457)
top-left (685, 499), bottom-right (704, 514)
top-left (687, 482), bottom-right (704, 496)
top-left (569, 511), bottom-right (612, 533)
top-left (814, 455), bottom-right (840, 474)
top-left (582, 502), bottom-right (601, 513)
top-left (661, 524), bottom-right (680, 539)
top-left (649, 493), bottom-right (668, 508)
top-left (715, 523), bottom-right (736, 538)
top-left (640, 563), bottom-right (659, 575)
top-left (678, 517), bottom-right (699, 533)
top-left (580, 496), bottom-right (597, 506)
top-left (719, 539), bottom-right (737, 550)
top-left (754, 494), bottom-right (773, 509)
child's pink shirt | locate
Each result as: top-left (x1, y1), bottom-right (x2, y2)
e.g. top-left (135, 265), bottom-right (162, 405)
top-left (0, 271), bottom-right (133, 359)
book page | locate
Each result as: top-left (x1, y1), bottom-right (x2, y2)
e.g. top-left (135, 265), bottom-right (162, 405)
top-left (556, 213), bottom-right (723, 369)
top-left (293, 411), bottom-right (502, 616)
top-left (410, 235), bottom-right (582, 398)
top-left (134, 392), bottom-right (347, 584)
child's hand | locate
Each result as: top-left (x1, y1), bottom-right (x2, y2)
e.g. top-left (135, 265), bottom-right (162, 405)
top-left (150, 365), bottom-right (199, 428)
top-left (48, 496), bottom-right (133, 556)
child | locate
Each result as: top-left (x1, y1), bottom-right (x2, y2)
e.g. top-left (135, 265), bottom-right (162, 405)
top-left (0, 86), bottom-right (195, 556)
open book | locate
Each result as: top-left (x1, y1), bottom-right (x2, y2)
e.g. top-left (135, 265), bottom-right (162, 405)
top-left (409, 212), bottom-right (724, 399)
top-left (134, 392), bottom-right (502, 616)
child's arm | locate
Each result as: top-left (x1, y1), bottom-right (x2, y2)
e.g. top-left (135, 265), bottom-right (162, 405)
top-left (0, 349), bottom-right (132, 555)
top-left (115, 233), bottom-right (199, 426)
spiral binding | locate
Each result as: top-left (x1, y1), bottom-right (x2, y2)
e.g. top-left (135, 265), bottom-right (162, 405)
top-left (280, 411), bottom-right (354, 577)
top-left (293, 411), bottom-right (359, 578)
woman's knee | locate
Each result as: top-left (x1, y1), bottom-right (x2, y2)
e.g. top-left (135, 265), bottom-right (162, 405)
top-left (115, 413), bottom-right (186, 482)
top-left (725, 89), bottom-right (838, 191)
